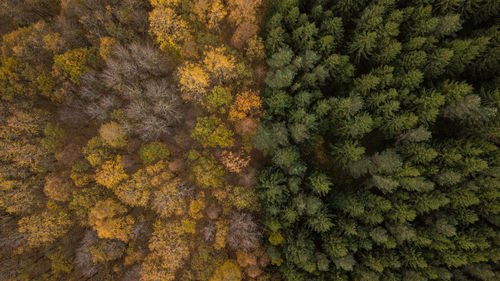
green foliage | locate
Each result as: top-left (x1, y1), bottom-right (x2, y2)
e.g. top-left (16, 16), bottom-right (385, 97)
top-left (256, 0), bottom-right (500, 280)
top-left (41, 122), bottom-right (65, 153)
top-left (139, 142), bottom-right (170, 164)
top-left (52, 48), bottom-right (97, 85)
top-left (191, 115), bottom-right (235, 148)
top-left (203, 86), bottom-right (233, 113)
top-left (188, 150), bottom-right (225, 189)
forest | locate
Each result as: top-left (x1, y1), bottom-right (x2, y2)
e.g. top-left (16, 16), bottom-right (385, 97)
top-left (0, 0), bottom-right (499, 281)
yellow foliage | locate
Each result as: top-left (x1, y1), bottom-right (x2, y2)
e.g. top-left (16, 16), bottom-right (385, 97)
top-left (182, 218), bottom-right (197, 234)
top-left (227, 0), bottom-right (263, 26)
top-left (52, 47), bottom-right (95, 85)
top-left (189, 198), bottom-right (206, 220)
top-left (149, 5), bottom-right (192, 54)
top-left (70, 171), bottom-right (92, 187)
top-left (214, 219), bottom-right (228, 250)
top-left (88, 199), bottom-right (135, 242)
top-left (95, 156), bottom-right (128, 189)
top-left (178, 62), bottom-right (210, 101)
top-left (203, 47), bottom-right (237, 82)
top-left (268, 232), bottom-right (284, 246)
top-left (246, 35), bottom-right (266, 61)
top-left (141, 255), bottom-right (176, 281)
top-left (150, 163), bottom-right (187, 217)
top-left (210, 260), bottom-right (242, 281)
top-left (151, 0), bottom-right (182, 7)
top-left (193, 0), bottom-right (227, 30)
top-left (115, 167), bottom-right (152, 207)
top-left (43, 32), bottom-right (64, 53)
top-left (99, 36), bottom-right (118, 60)
top-left (18, 207), bottom-right (72, 248)
top-left (147, 220), bottom-right (190, 271)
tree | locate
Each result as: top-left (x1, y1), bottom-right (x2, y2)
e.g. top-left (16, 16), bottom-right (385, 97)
top-left (83, 136), bottom-right (113, 167)
top-left (18, 202), bottom-right (72, 248)
top-left (191, 115), bottom-right (235, 148)
top-left (308, 172), bottom-right (332, 196)
top-left (231, 21), bottom-right (259, 49)
top-left (52, 48), bottom-right (97, 85)
top-left (203, 86), bottom-right (233, 113)
top-left (177, 62), bottom-right (210, 101)
top-left (146, 220), bottom-right (190, 272)
top-left (114, 167), bottom-right (153, 207)
top-left (95, 156), bottom-right (128, 189)
top-left (253, 122), bottom-right (289, 156)
top-left (41, 122), bottom-right (65, 153)
top-left (151, 171), bottom-right (187, 217)
top-left (88, 198), bottom-right (135, 242)
top-left (203, 47), bottom-right (238, 83)
top-left (228, 212), bottom-right (261, 251)
top-left (188, 150), bottom-right (225, 189)
top-left (245, 35), bottom-right (266, 61)
top-left (139, 141), bottom-right (170, 164)
top-left (69, 186), bottom-right (108, 227)
top-left (227, 0), bottom-right (263, 26)
top-left (210, 260), bottom-right (242, 281)
top-left (220, 150), bottom-right (250, 173)
top-left (229, 91), bottom-right (263, 121)
top-left (193, 0), bottom-right (227, 30)
top-left (99, 121), bottom-right (127, 149)
top-left (44, 172), bottom-right (73, 202)
top-left (229, 185), bottom-right (260, 212)
top-left (149, 3), bottom-right (192, 54)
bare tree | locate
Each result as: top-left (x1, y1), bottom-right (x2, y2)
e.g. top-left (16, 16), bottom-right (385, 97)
top-left (227, 212), bottom-right (262, 251)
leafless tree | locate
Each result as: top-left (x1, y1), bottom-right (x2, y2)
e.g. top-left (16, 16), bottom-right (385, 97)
top-left (228, 212), bottom-right (262, 251)
top-left (203, 223), bottom-right (216, 242)
top-left (75, 230), bottom-right (100, 277)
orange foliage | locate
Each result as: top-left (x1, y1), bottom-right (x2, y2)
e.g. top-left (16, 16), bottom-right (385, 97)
top-left (231, 21), bottom-right (259, 50)
top-left (220, 150), bottom-right (250, 173)
top-left (229, 91), bottom-right (263, 121)
top-left (227, 0), bottom-right (263, 26)
top-left (44, 172), bottom-right (73, 202)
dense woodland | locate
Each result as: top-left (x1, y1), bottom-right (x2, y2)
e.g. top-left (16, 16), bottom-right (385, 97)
top-left (1, 0), bottom-right (270, 280)
top-left (256, 0), bottom-right (500, 280)
top-left (0, 0), bottom-right (499, 281)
